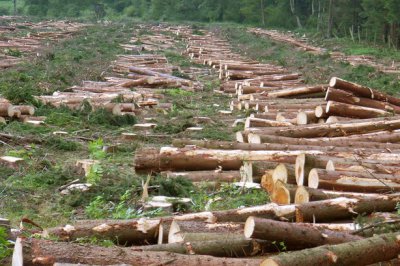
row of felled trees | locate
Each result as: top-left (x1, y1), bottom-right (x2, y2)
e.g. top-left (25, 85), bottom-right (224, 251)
top-left (19, 0), bottom-right (400, 48)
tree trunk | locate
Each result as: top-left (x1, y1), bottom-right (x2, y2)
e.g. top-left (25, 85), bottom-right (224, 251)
top-left (244, 217), bottom-right (363, 250)
top-left (133, 238), bottom-right (274, 257)
top-left (308, 168), bottom-right (400, 193)
top-left (16, 238), bottom-right (263, 266)
top-left (44, 218), bottom-right (160, 245)
top-left (173, 203), bottom-right (296, 223)
top-left (246, 133), bottom-right (400, 149)
top-left (161, 170), bottom-right (240, 183)
top-left (294, 186), bottom-right (387, 204)
top-left (295, 195), bottom-right (400, 223)
top-left (325, 101), bottom-right (391, 119)
top-left (271, 117), bottom-right (400, 138)
top-left (168, 220), bottom-right (244, 243)
top-left (261, 232), bottom-right (400, 266)
top-left (265, 85), bottom-right (326, 98)
top-left (135, 147), bottom-right (315, 173)
top-left (327, 0), bottom-right (334, 38)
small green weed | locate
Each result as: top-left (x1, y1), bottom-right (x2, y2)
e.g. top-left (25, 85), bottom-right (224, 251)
top-left (0, 227), bottom-right (11, 261)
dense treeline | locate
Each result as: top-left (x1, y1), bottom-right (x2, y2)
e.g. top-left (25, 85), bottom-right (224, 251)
top-left (1, 0), bottom-right (400, 47)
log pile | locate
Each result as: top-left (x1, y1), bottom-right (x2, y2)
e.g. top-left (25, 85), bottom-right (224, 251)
top-left (36, 26), bottom-right (201, 116)
top-left (10, 24), bottom-right (400, 266)
top-left (248, 28), bottom-right (325, 54)
top-left (248, 27), bottom-right (400, 74)
top-left (0, 98), bottom-right (42, 125)
top-left (0, 18), bottom-right (87, 69)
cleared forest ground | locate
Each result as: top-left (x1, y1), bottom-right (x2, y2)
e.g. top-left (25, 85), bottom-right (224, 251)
top-left (2, 18), bottom-right (400, 265)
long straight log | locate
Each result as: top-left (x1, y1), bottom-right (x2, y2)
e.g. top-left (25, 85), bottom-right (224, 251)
top-left (173, 203), bottom-right (296, 223)
top-left (168, 220), bottom-right (244, 243)
top-left (133, 238), bottom-right (274, 257)
top-left (161, 170), bottom-right (240, 182)
top-left (308, 169), bottom-right (400, 193)
top-left (294, 186), bottom-right (387, 204)
top-left (44, 218), bottom-right (160, 245)
top-left (272, 117), bottom-right (400, 138)
top-left (330, 77), bottom-right (400, 107)
top-left (135, 147), bottom-right (322, 173)
top-left (325, 101), bottom-right (391, 119)
top-left (261, 232), bottom-right (400, 266)
top-left (244, 217), bottom-right (363, 250)
top-left (295, 195), bottom-right (400, 223)
top-left (265, 85), bottom-right (326, 98)
top-left (16, 238), bottom-right (263, 266)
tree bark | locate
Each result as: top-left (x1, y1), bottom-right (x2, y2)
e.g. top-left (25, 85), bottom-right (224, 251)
top-left (271, 117), bottom-right (400, 138)
top-left (294, 186), bottom-right (387, 204)
top-left (135, 147), bottom-right (316, 173)
top-left (168, 220), bottom-right (244, 243)
top-left (160, 170), bottom-right (240, 182)
top-left (308, 168), bottom-right (400, 193)
top-left (44, 218), bottom-right (160, 245)
top-left (295, 195), bottom-right (400, 223)
top-left (17, 238), bottom-right (263, 266)
top-left (261, 232), bottom-right (400, 266)
top-left (244, 216), bottom-right (362, 250)
top-left (173, 203), bottom-right (296, 223)
top-left (265, 85), bottom-right (326, 98)
top-left (133, 238), bottom-right (274, 257)
top-left (325, 101), bottom-right (391, 119)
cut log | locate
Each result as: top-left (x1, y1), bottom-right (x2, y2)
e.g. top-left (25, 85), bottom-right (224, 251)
top-left (135, 147), bottom-right (320, 173)
top-left (133, 238), bottom-right (274, 257)
top-left (330, 77), bottom-right (400, 107)
top-left (44, 218), bottom-right (160, 245)
top-left (265, 85), bottom-right (326, 98)
top-left (161, 170), bottom-right (240, 182)
top-left (261, 232), bottom-right (400, 266)
top-left (168, 220), bottom-right (244, 243)
top-left (295, 195), bottom-right (400, 223)
top-left (308, 168), bottom-right (400, 193)
top-left (271, 117), bottom-right (400, 138)
top-left (244, 216), bottom-right (362, 250)
top-left (325, 101), bottom-right (391, 119)
top-left (17, 238), bottom-right (263, 266)
top-left (0, 103), bottom-right (14, 117)
top-left (173, 203), bottom-right (296, 223)
top-left (294, 186), bottom-right (385, 204)
top-left (325, 87), bottom-right (400, 113)
top-left (0, 156), bottom-right (24, 169)
top-left (270, 181), bottom-right (295, 205)
top-left (296, 111), bottom-right (318, 125)
top-left (261, 170), bottom-right (275, 193)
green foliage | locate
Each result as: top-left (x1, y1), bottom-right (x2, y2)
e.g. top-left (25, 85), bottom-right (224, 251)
top-left (88, 138), bottom-right (106, 160)
top-left (85, 195), bottom-right (109, 219)
top-left (87, 109), bottom-right (137, 127)
top-left (86, 163), bottom-right (104, 185)
top-left (192, 184), bottom-right (269, 212)
top-left (45, 137), bottom-right (81, 151)
top-left (0, 227), bottom-right (11, 260)
top-left (156, 176), bottom-right (194, 197)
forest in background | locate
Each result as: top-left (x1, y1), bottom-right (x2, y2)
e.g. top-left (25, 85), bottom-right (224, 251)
top-left (1, 0), bottom-right (400, 48)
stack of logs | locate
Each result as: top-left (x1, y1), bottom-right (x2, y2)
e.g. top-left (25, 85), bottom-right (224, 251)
top-left (0, 98), bottom-right (41, 125)
top-left (36, 27), bottom-right (201, 117)
top-left (0, 18), bottom-right (87, 69)
top-left (12, 25), bottom-right (400, 265)
top-left (249, 27), bottom-right (400, 74)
